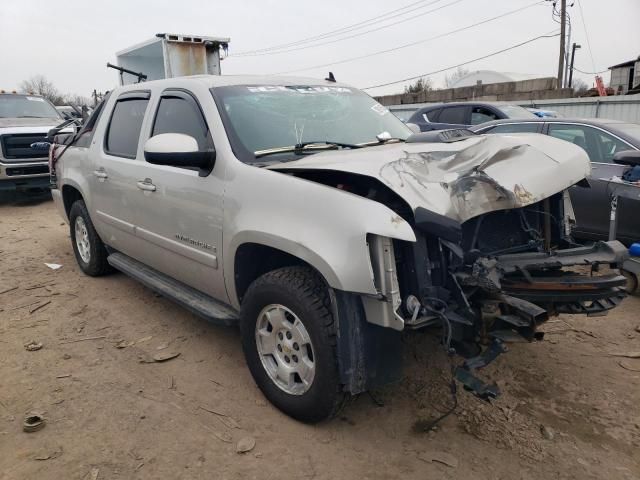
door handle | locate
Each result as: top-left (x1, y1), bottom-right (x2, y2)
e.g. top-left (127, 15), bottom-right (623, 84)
top-left (136, 179), bottom-right (156, 192)
top-left (93, 168), bottom-right (108, 179)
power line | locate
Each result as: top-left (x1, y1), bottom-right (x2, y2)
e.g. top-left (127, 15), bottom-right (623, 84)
top-left (573, 66), bottom-right (608, 75)
top-left (362, 31), bottom-right (560, 91)
top-left (576, 0), bottom-right (596, 72)
top-left (232, 0), bottom-right (441, 56)
top-left (232, 0), bottom-right (465, 57)
top-left (274, 1), bottom-right (544, 75)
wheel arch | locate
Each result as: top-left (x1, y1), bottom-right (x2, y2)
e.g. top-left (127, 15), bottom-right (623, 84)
top-left (61, 182), bottom-right (85, 217)
top-left (228, 233), bottom-right (343, 309)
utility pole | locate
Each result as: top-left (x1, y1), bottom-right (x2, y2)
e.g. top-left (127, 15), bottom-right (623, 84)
top-left (568, 43), bottom-right (581, 89)
top-left (557, 0), bottom-right (567, 89)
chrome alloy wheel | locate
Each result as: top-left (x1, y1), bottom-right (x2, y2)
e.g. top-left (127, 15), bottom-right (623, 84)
top-left (74, 216), bottom-right (91, 263)
top-left (255, 304), bottom-right (316, 395)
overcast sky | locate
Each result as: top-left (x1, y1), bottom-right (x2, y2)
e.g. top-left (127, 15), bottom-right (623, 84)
top-left (2, 0), bottom-right (638, 98)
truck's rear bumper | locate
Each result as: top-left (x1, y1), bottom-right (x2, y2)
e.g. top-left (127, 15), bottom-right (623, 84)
top-left (51, 188), bottom-right (68, 223)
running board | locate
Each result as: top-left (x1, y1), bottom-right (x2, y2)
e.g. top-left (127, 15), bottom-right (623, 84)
top-left (107, 252), bottom-right (238, 326)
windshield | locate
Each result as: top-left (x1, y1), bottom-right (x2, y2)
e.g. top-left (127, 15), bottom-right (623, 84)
top-left (497, 105), bottom-right (537, 119)
top-left (212, 85), bottom-right (411, 163)
top-left (616, 123), bottom-right (640, 144)
top-left (0, 94), bottom-right (61, 119)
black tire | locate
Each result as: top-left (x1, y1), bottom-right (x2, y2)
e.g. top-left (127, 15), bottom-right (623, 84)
top-left (240, 266), bottom-right (347, 423)
top-left (622, 269), bottom-right (639, 295)
top-left (69, 200), bottom-right (112, 276)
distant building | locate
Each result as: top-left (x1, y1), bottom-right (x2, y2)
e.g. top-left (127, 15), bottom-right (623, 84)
top-left (609, 56), bottom-right (640, 94)
top-left (449, 70), bottom-right (551, 88)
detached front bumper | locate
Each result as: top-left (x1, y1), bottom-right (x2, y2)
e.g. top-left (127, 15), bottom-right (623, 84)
top-left (495, 240), bottom-right (628, 316)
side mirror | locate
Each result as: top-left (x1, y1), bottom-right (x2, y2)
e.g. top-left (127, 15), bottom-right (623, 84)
top-left (613, 150), bottom-right (640, 167)
top-left (144, 133), bottom-right (215, 172)
top-left (405, 122), bottom-right (421, 134)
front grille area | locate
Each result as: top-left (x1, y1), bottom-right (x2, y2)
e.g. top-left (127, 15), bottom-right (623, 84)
top-left (1, 133), bottom-right (48, 160)
top-left (5, 165), bottom-right (49, 176)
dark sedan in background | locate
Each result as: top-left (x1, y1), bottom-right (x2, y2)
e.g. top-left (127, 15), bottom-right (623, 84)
top-left (406, 101), bottom-right (537, 132)
top-left (471, 118), bottom-right (640, 245)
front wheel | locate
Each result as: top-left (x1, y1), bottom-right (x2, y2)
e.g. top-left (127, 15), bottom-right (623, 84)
top-left (240, 266), bottom-right (347, 423)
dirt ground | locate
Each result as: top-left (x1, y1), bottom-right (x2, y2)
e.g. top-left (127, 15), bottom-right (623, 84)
top-left (1, 193), bottom-right (639, 480)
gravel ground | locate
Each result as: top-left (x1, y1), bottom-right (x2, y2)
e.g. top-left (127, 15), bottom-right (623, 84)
top-left (1, 193), bottom-right (639, 480)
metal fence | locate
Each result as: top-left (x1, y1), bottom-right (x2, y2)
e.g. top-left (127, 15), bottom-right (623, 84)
top-left (388, 93), bottom-right (640, 123)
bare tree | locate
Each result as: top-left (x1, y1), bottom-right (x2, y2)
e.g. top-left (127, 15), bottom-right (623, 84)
top-left (19, 75), bottom-right (64, 105)
top-left (404, 77), bottom-right (433, 94)
top-left (572, 78), bottom-right (589, 96)
top-left (62, 93), bottom-right (92, 107)
top-left (444, 67), bottom-right (470, 88)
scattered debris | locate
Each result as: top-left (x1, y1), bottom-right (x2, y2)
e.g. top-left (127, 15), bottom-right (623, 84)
top-left (70, 305), bottom-right (88, 317)
top-left (618, 361), bottom-right (640, 372)
top-left (83, 467), bottom-right (99, 480)
top-left (198, 405), bottom-right (241, 429)
top-left (59, 335), bottom-right (107, 345)
top-left (116, 340), bottom-right (134, 349)
top-left (236, 436), bottom-right (256, 454)
top-left (24, 340), bottom-right (43, 351)
top-left (56, 374), bottom-right (72, 379)
top-left (29, 300), bottom-right (51, 314)
top-left (0, 286), bottom-right (18, 295)
top-left (62, 353), bottom-right (71, 360)
top-left (417, 451), bottom-right (459, 468)
top-left (152, 351), bottom-right (180, 362)
top-left (608, 351), bottom-right (640, 359)
top-left (33, 446), bottom-right (63, 460)
top-left (136, 335), bottom-right (153, 344)
top-left (635, 325), bottom-right (640, 333)
top-left (168, 376), bottom-right (175, 390)
top-left (540, 425), bottom-right (555, 441)
top-left (156, 342), bottom-right (169, 350)
top-left (44, 263), bottom-right (63, 270)
top-left (23, 413), bottom-right (46, 433)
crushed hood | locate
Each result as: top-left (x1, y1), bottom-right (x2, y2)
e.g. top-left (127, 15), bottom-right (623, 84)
top-left (268, 134), bottom-right (590, 223)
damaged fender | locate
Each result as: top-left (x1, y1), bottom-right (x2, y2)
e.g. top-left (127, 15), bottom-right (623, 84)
top-left (223, 163), bottom-right (416, 310)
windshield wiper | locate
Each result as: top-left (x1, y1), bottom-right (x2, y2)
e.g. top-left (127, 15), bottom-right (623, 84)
top-left (254, 141), bottom-right (362, 158)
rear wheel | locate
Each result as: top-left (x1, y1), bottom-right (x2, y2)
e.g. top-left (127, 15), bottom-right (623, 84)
top-left (69, 200), bottom-right (112, 276)
top-left (240, 266), bottom-right (347, 423)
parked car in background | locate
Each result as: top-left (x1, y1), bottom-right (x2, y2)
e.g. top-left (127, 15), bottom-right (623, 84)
top-left (526, 107), bottom-right (561, 118)
top-left (471, 118), bottom-right (640, 244)
top-left (389, 106), bottom-right (418, 123)
top-left (0, 92), bottom-right (64, 191)
top-left (406, 101), bottom-right (536, 132)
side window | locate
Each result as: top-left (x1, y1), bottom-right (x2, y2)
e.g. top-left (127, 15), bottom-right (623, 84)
top-left (548, 124), bottom-right (598, 161)
top-left (105, 97), bottom-right (149, 158)
top-left (594, 130), bottom-right (633, 163)
top-left (470, 106), bottom-right (499, 125)
top-left (437, 106), bottom-right (468, 125)
top-left (151, 93), bottom-right (211, 151)
top-left (488, 123), bottom-right (540, 134)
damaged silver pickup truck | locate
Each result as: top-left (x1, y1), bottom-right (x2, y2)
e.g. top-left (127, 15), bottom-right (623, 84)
top-left (50, 75), bottom-right (628, 422)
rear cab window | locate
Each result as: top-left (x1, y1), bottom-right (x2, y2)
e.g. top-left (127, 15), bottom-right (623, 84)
top-left (104, 91), bottom-right (150, 158)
